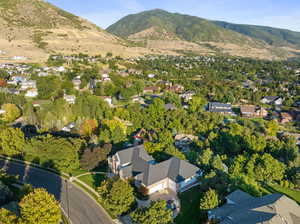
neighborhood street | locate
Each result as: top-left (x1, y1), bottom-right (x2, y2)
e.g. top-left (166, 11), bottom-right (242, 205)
top-left (0, 159), bottom-right (113, 224)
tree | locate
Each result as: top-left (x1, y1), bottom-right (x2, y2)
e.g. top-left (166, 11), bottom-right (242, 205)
top-left (189, 96), bottom-right (207, 112)
top-left (245, 153), bottom-right (285, 182)
top-left (25, 135), bottom-right (82, 173)
top-left (244, 134), bottom-right (266, 152)
top-left (19, 188), bottom-right (61, 224)
top-left (0, 127), bottom-right (25, 156)
top-left (80, 144), bottom-right (112, 170)
top-left (0, 208), bottom-right (18, 224)
top-left (1, 103), bottom-right (21, 122)
top-left (98, 178), bottom-right (135, 216)
top-left (197, 148), bottom-right (213, 166)
top-left (80, 119), bottom-right (98, 136)
top-left (131, 200), bottom-right (173, 224)
top-left (199, 188), bottom-right (219, 210)
top-left (264, 120), bottom-right (279, 136)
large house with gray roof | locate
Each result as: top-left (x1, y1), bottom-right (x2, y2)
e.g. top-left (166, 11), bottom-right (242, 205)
top-left (208, 189), bottom-right (300, 224)
top-left (108, 145), bottom-right (202, 195)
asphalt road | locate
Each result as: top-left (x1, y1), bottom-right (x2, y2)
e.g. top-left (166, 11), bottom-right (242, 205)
top-left (0, 159), bottom-right (114, 224)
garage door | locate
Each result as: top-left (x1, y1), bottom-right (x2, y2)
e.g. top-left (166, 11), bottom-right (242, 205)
top-left (149, 183), bottom-right (164, 194)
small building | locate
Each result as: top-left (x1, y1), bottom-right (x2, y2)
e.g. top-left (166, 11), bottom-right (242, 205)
top-left (143, 86), bottom-right (161, 94)
top-left (261, 96), bottom-right (283, 105)
top-left (174, 134), bottom-right (197, 152)
top-left (100, 96), bottom-right (113, 107)
top-left (20, 80), bottom-right (36, 91)
top-left (167, 84), bottom-right (184, 93)
top-left (72, 77), bottom-right (81, 90)
top-left (240, 105), bottom-right (256, 118)
top-left (208, 102), bottom-right (234, 115)
top-left (280, 112), bottom-right (293, 124)
top-left (179, 91), bottom-right (195, 102)
top-left (63, 94), bottom-right (76, 104)
top-left (25, 89), bottom-right (38, 98)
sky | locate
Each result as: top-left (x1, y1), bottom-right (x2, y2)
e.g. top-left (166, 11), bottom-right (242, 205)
top-left (47, 0), bottom-right (300, 31)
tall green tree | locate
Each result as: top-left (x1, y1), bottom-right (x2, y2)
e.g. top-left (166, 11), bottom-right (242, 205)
top-left (0, 127), bottom-right (25, 156)
top-left (131, 200), bottom-right (173, 224)
top-left (98, 178), bottom-right (135, 216)
top-left (19, 188), bottom-right (61, 224)
top-left (199, 188), bottom-right (219, 210)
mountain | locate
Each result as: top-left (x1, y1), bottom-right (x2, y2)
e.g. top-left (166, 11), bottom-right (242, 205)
top-left (107, 9), bottom-right (300, 59)
top-left (0, 0), bottom-right (151, 62)
top-left (212, 21), bottom-right (300, 48)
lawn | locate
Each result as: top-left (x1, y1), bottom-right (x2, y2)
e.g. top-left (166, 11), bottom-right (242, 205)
top-left (175, 187), bottom-right (206, 224)
top-left (267, 184), bottom-right (300, 204)
top-left (78, 173), bottom-right (106, 190)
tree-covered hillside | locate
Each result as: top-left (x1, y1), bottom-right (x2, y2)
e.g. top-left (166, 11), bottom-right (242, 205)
top-left (213, 21), bottom-right (300, 48)
top-left (106, 9), bottom-right (259, 45)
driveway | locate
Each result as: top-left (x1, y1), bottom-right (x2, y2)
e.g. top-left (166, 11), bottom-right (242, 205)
top-left (0, 159), bottom-right (114, 224)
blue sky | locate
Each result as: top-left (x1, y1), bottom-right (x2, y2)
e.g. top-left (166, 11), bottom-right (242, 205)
top-left (48, 0), bottom-right (300, 31)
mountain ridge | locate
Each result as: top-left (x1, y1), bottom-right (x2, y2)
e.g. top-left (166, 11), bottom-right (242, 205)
top-left (106, 9), bottom-right (300, 59)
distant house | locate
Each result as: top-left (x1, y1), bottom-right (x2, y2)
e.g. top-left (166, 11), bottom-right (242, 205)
top-left (25, 89), bottom-right (38, 98)
top-left (108, 145), bottom-right (202, 195)
top-left (240, 105), bottom-right (256, 118)
top-left (72, 76), bottom-right (81, 90)
top-left (167, 84), bottom-right (184, 93)
top-left (174, 134), bottom-right (197, 152)
top-left (208, 189), bottom-right (300, 224)
top-left (100, 96), bottom-right (113, 107)
top-left (179, 91), bottom-right (195, 102)
top-left (143, 86), bottom-right (160, 94)
top-left (261, 96), bottom-right (283, 105)
top-left (208, 102), bottom-right (234, 115)
top-left (147, 73), bottom-right (156, 78)
top-left (280, 112), bottom-right (293, 124)
top-left (240, 105), bottom-right (268, 118)
top-left (63, 94), bottom-right (76, 104)
top-left (164, 103), bottom-right (177, 111)
top-left (20, 80), bottom-right (36, 91)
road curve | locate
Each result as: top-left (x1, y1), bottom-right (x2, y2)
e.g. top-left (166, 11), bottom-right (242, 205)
top-left (0, 159), bottom-right (114, 224)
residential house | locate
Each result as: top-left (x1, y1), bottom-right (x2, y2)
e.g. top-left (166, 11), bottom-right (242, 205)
top-left (25, 89), bottom-right (38, 98)
top-left (279, 112), bottom-right (293, 124)
top-left (72, 76), bottom-right (81, 90)
top-left (174, 134), bottom-right (197, 152)
top-left (164, 103), bottom-right (177, 111)
top-left (208, 102), bottom-right (234, 115)
top-left (143, 86), bottom-right (161, 94)
top-left (280, 132), bottom-right (300, 146)
top-left (179, 91), bottom-right (195, 102)
top-left (100, 96), bottom-right (113, 107)
top-left (108, 145), bottom-right (202, 195)
top-left (240, 105), bottom-right (256, 118)
top-left (148, 73), bottom-right (156, 78)
top-left (63, 94), bottom-right (76, 104)
top-left (20, 80), bottom-right (36, 91)
top-left (208, 189), bottom-right (300, 224)
top-left (261, 96), bottom-right (283, 105)
top-left (240, 105), bottom-right (268, 118)
top-left (167, 84), bottom-right (184, 93)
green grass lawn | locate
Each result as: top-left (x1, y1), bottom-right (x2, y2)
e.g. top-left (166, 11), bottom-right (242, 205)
top-left (267, 184), bottom-right (300, 204)
top-left (78, 173), bottom-right (106, 189)
top-left (175, 187), bottom-right (206, 224)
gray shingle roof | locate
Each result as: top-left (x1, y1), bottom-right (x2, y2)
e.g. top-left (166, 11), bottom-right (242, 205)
top-left (136, 157), bottom-right (200, 186)
top-left (210, 190), bottom-right (300, 224)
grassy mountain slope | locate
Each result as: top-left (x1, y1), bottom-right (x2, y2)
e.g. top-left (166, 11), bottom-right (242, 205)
top-left (213, 21), bottom-right (300, 48)
top-left (107, 9), bottom-right (300, 59)
top-left (0, 0), bottom-right (152, 62)
top-left (107, 9), bottom-right (256, 45)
